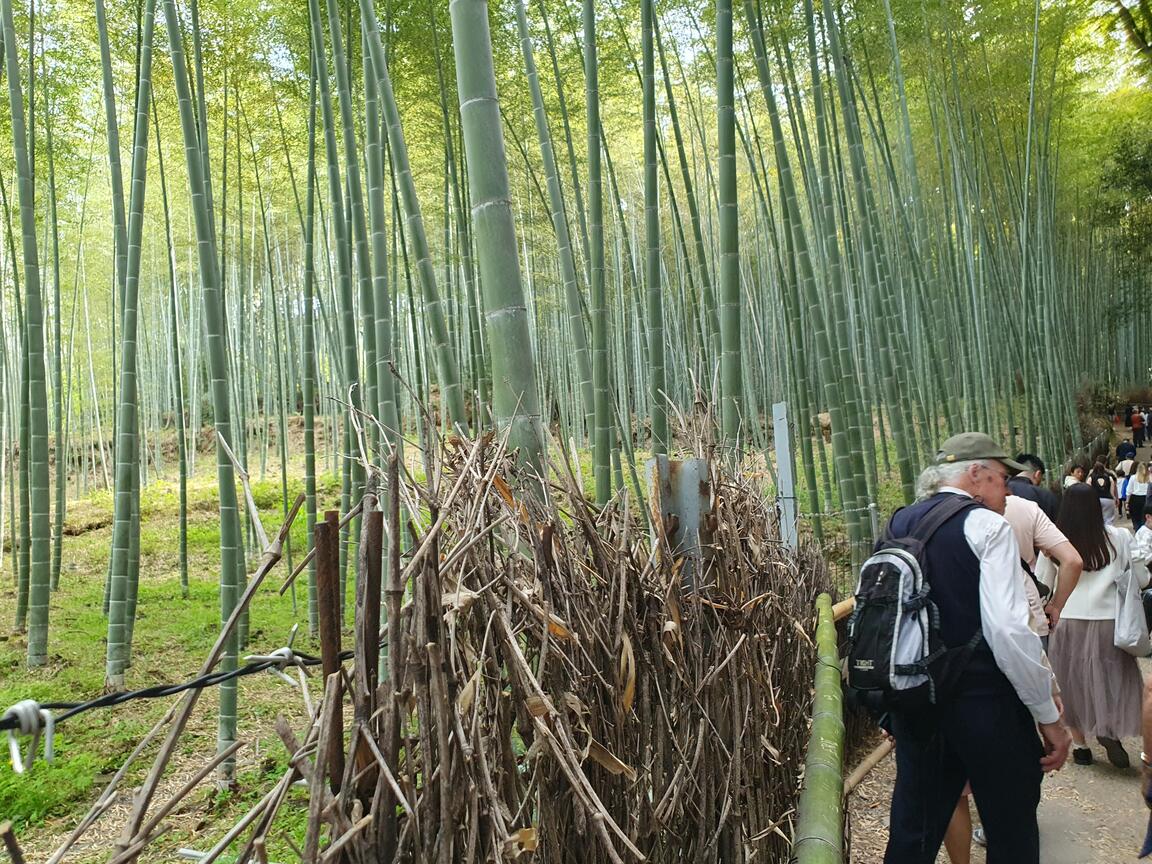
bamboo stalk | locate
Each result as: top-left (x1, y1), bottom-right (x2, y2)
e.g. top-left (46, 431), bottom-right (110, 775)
top-left (793, 594), bottom-right (844, 863)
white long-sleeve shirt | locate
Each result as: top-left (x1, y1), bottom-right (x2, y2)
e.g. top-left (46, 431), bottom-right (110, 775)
top-left (938, 486), bottom-right (1058, 724)
top-left (1038, 525), bottom-right (1147, 620)
top-left (1134, 524), bottom-right (1152, 574)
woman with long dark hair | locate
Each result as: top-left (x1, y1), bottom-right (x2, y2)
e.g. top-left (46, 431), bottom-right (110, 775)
top-left (1087, 460), bottom-right (1118, 525)
top-left (1038, 484), bottom-right (1148, 767)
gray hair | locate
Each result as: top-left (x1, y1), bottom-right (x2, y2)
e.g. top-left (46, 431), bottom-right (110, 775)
top-left (915, 459), bottom-right (986, 500)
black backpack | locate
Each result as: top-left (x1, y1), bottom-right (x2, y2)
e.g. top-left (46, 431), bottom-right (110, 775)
top-left (846, 494), bottom-right (984, 711)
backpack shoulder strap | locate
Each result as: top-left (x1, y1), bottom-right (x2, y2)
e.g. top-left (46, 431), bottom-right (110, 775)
top-left (879, 505), bottom-right (908, 545)
top-left (908, 494), bottom-right (979, 546)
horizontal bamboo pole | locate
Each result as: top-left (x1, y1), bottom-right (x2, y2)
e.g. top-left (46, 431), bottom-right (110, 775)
top-left (832, 597), bottom-right (855, 622)
top-left (843, 739), bottom-right (894, 797)
top-left (793, 593), bottom-right (845, 864)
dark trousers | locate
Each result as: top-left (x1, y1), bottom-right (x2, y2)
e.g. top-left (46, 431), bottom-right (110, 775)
top-left (883, 691), bottom-right (1043, 864)
top-left (1131, 495), bottom-right (1147, 532)
top-left (1136, 427), bottom-right (1146, 448)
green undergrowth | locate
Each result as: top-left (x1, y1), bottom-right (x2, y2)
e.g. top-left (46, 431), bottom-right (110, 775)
top-left (0, 463), bottom-right (343, 861)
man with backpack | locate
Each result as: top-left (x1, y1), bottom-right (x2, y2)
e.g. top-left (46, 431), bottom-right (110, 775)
top-left (851, 433), bottom-right (1071, 863)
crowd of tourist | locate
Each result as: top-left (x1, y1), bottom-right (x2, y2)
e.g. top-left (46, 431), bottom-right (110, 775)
top-left (873, 424), bottom-right (1152, 864)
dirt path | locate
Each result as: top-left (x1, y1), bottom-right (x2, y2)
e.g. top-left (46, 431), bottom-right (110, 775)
top-left (847, 732), bottom-right (1149, 863)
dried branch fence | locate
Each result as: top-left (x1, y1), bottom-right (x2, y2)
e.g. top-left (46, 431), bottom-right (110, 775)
top-left (57, 432), bottom-right (835, 864)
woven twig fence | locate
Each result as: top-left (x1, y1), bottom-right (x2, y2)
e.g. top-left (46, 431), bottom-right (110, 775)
top-left (81, 430), bottom-right (833, 864)
top-left (290, 435), bottom-right (834, 863)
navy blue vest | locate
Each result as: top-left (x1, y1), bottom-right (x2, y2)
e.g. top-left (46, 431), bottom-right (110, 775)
top-left (887, 493), bottom-right (1011, 695)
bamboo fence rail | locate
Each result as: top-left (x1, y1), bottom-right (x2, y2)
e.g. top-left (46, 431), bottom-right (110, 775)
top-left (792, 594), bottom-right (845, 864)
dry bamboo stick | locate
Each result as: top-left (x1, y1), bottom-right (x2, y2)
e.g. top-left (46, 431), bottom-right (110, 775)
top-left (113, 494), bottom-right (305, 862)
top-left (111, 740), bottom-right (246, 861)
top-left (319, 814), bottom-right (372, 864)
top-left (843, 740), bottom-right (894, 796)
top-left (832, 597), bottom-right (855, 622)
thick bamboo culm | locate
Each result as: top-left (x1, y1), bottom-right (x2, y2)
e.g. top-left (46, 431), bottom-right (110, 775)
top-left (793, 593), bottom-right (846, 864)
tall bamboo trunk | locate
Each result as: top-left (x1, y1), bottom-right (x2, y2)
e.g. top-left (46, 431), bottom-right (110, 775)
top-left (2, 0), bottom-right (50, 667)
top-left (717, 0), bottom-right (742, 445)
top-left (360, 0), bottom-right (468, 432)
top-left (160, 0), bottom-right (244, 783)
top-left (514, 0), bottom-right (595, 440)
top-left (106, 0), bottom-right (156, 688)
top-left (642, 0), bottom-right (667, 454)
top-left (584, 0), bottom-right (612, 504)
top-left (449, 0), bottom-right (544, 474)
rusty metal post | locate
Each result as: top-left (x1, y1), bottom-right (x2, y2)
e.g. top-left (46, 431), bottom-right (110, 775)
top-left (355, 500), bottom-right (383, 723)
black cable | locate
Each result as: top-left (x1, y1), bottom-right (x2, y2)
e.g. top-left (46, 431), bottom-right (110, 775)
top-left (0, 648), bottom-right (355, 734)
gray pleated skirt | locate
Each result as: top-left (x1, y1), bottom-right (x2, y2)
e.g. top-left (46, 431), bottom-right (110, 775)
top-left (1048, 618), bottom-right (1144, 739)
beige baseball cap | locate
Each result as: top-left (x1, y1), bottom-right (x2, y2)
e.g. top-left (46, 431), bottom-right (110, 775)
top-left (933, 432), bottom-right (1026, 474)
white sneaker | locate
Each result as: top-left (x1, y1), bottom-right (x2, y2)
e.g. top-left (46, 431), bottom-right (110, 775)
top-left (972, 827), bottom-right (987, 847)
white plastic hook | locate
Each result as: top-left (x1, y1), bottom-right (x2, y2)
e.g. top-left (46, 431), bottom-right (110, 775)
top-left (245, 624), bottom-right (307, 687)
top-left (3, 699), bottom-right (54, 774)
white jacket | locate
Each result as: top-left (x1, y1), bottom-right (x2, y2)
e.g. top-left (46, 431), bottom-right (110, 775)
top-left (1037, 525), bottom-right (1147, 620)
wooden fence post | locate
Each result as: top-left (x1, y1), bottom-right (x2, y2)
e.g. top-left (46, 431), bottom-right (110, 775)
top-left (315, 510), bottom-right (344, 793)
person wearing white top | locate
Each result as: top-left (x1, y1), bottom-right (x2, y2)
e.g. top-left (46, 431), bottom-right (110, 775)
top-left (1003, 496), bottom-right (1083, 639)
top-left (1128, 462), bottom-right (1151, 532)
top-left (1133, 510), bottom-right (1152, 575)
top-left (1133, 511), bottom-right (1152, 571)
top-left (1037, 484), bottom-right (1150, 768)
top-left (885, 433), bottom-right (1069, 864)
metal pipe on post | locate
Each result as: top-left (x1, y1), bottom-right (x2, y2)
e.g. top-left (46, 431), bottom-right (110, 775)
top-left (773, 401), bottom-right (798, 550)
top-left (647, 455), bottom-right (713, 588)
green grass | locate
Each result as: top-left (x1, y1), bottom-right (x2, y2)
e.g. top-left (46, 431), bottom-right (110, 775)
top-left (0, 448), bottom-right (340, 862)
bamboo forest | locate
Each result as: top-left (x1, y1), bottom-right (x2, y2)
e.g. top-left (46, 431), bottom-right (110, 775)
top-left (0, 0), bottom-right (1150, 861)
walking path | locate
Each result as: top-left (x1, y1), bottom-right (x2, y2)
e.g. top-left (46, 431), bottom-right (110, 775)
top-left (848, 726), bottom-right (1148, 862)
top-left (847, 427), bottom-right (1152, 862)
